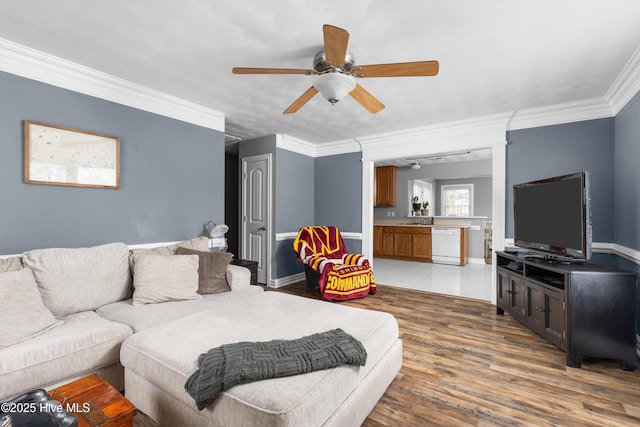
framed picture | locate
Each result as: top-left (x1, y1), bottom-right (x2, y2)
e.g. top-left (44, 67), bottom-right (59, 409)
top-left (24, 120), bottom-right (120, 189)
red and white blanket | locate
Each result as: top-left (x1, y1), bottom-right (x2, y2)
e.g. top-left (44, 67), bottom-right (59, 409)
top-left (293, 226), bottom-right (376, 300)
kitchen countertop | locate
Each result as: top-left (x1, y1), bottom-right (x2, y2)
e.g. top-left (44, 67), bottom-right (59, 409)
top-left (374, 223), bottom-right (471, 229)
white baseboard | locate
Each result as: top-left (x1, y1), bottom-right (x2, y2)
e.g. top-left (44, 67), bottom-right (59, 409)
top-left (269, 272), bottom-right (305, 288)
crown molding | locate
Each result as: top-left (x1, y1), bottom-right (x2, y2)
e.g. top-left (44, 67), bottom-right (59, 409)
top-left (359, 112), bottom-right (511, 162)
top-left (508, 46), bottom-right (640, 131)
top-left (312, 138), bottom-right (362, 157)
top-left (275, 134), bottom-right (316, 156)
top-left (507, 97), bottom-right (614, 131)
top-left (607, 45), bottom-right (640, 115)
top-left (3, 36), bottom-right (638, 151)
top-left (0, 38), bottom-right (225, 132)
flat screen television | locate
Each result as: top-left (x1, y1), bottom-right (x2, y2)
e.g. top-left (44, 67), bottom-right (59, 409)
top-left (513, 171), bottom-right (592, 261)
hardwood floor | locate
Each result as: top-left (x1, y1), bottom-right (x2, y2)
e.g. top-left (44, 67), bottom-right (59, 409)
top-left (269, 282), bottom-right (640, 426)
top-left (135, 282), bottom-right (640, 426)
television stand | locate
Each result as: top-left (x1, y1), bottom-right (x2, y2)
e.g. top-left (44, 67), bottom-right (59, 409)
top-left (496, 251), bottom-right (637, 370)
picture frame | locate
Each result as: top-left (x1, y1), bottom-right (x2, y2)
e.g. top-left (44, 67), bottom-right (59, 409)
top-left (24, 120), bottom-right (120, 189)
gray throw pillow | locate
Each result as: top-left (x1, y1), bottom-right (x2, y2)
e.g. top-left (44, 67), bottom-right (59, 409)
top-left (0, 268), bottom-right (63, 349)
top-left (175, 247), bottom-right (232, 294)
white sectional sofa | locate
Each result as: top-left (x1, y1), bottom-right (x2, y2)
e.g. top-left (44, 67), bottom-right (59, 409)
top-left (0, 237), bottom-right (402, 426)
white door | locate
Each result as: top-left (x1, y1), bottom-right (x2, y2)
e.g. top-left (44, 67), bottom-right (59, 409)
top-left (241, 154), bottom-right (271, 284)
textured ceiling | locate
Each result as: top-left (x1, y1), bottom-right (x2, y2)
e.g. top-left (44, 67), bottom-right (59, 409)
top-left (2, 0), bottom-right (640, 151)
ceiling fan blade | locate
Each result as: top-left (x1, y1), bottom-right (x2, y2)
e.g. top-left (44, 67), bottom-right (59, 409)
top-left (283, 86), bottom-right (319, 114)
top-left (323, 24), bottom-right (349, 66)
top-left (353, 60), bottom-right (439, 77)
top-left (232, 67), bottom-right (314, 75)
top-left (349, 84), bottom-right (385, 114)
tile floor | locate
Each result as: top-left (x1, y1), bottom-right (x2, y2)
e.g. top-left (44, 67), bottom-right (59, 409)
top-left (372, 258), bottom-right (493, 301)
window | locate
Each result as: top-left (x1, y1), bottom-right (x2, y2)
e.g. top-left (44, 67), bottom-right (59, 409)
top-left (409, 180), bottom-right (432, 213)
top-left (441, 184), bottom-right (474, 216)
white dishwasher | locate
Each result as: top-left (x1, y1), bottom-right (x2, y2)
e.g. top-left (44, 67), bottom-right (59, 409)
top-left (431, 227), bottom-right (461, 265)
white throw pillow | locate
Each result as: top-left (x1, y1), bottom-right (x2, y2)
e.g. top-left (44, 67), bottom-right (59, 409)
top-left (22, 242), bottom-right (132, 317)
top-left (0, 256), bottom-right (23, 273)
top-left (132, 254), bottom-right (202, 305)
top-left (0, 268), bottom-right (63, 349)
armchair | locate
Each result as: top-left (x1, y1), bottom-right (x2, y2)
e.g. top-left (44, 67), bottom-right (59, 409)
top-left (292, 226), bottom-right (376, 301)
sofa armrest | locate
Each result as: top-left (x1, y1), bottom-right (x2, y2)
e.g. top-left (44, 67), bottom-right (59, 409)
top-left (226, 264), bottom-right (251, 291)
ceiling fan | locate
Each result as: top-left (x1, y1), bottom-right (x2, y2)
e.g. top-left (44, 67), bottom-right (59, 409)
top-left (232, 24), bottom-right (439, 114)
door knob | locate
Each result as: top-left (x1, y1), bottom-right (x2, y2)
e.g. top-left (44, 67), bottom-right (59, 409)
top-left (259, 226), bottom-right (266, 231)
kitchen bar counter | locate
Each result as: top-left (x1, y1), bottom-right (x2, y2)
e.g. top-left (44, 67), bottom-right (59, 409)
top-left (375, 223), bottom-right (471, 228)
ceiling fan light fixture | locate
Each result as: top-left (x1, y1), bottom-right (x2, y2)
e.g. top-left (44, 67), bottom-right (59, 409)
top-left (313, 72), bottom-right (356, 104)
top-left (410, 162), bottom-right (421, 170)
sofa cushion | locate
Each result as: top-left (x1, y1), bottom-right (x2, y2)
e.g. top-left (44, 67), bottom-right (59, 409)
top-left (22, 242), bottom-right (131, 317)
top-left (97, 286), bottom-right (264, 332)
top-left (132, 254), bottom-right (202, 305)
top-left (0, 256), bottom-right (23, 273)
top-left (0, 310), bottom-right (132, 401)
top-left (175, 247), bottom-right (232, 294)
top-left (0, 269), bottom-right (63, 349)
top-left (120, 291), bottom-right (400, 426)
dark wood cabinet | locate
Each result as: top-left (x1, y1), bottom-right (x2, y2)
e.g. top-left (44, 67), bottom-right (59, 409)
top-left (496, 251), bottom-right (637, 370)
top-left (374, 166), bottom-right (396, 207)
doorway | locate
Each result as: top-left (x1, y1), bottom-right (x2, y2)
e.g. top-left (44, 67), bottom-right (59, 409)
top-left (241, 153), bottom-right (272, 285)
top-left (362, 144), bottom-right (506, 305)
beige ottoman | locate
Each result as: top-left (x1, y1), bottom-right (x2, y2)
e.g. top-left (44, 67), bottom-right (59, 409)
top-left (121, 291), bottom-right (402, 427)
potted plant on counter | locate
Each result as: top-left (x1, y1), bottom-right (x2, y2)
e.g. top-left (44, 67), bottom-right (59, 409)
top-left (412, 196), bottom-right (421, 213)
top-left (421, 201), bottom-right (430, 216)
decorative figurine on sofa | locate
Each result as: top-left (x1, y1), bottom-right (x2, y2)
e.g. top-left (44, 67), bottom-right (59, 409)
top-left (292, 225), bottom-right (376, 301)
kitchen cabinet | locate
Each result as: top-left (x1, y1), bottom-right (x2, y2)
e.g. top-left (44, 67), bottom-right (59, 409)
top-left (374, 226), bottom-right (396, 257)
top-left (374, 166), bottom-right (396, 207)
top-left (393, 230), bottom-right (413, 258)
top-left (412, 233), bottom-right (432, 260)
top-left (373, 226), bottom-right (431, 261)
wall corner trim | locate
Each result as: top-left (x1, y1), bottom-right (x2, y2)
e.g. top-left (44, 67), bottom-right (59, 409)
top-left (0, 38), bottom-right (225, 132)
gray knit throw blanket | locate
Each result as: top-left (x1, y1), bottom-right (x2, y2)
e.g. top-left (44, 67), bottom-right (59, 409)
top-left (184, 328), bottom-right (367, 410)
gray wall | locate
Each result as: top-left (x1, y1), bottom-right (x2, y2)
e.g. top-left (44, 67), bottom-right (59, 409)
top-left (271, 149), bottom-right (363, 279)
top-left (274, 148), bottom-right (315, 278)
top-left (505, 118), bottom-right (615, 243)
top-left (0, 71), bottom-right (224, 254)
top-left (614, 91), bottom-right (640, 252)
top-left (613, 91), bottom-right (640, 333)
top-left (275, 148), bottom-right (315, 233)
top-left (315, 152), bottom-right (363, 254)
